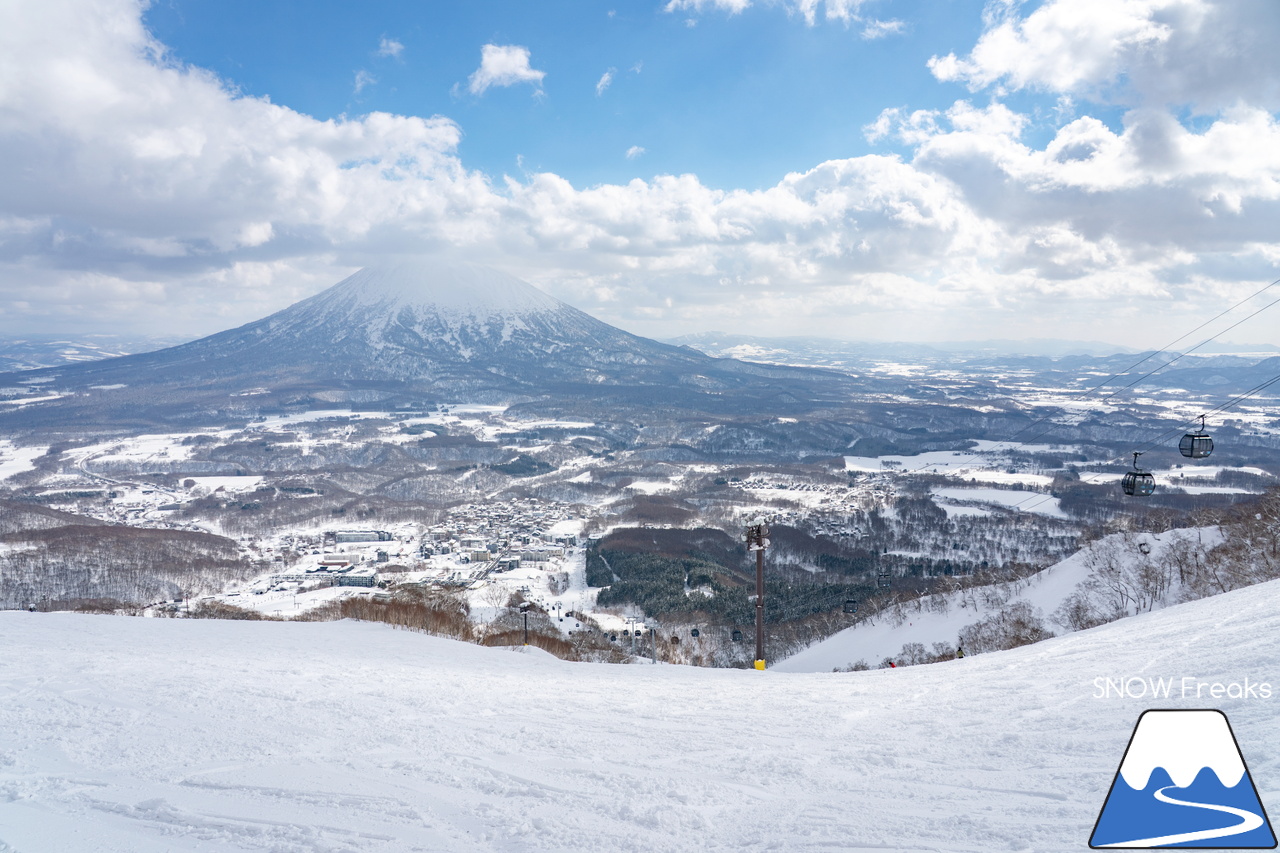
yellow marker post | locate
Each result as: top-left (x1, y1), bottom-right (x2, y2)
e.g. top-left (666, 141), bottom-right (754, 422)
top-left (754, 659), bottom-right (766, 670)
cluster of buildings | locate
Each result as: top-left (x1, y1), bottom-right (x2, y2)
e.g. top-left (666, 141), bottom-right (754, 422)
top-left (415, 497), bottom-right (582, 577)
top-left (245, 495), bottom-right (588, 597)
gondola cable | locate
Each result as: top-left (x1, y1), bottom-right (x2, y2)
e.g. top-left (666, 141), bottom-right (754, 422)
top-left (985, 292), bottom-right (1280, 457)
top-left (887, 280), bottom-right (1280, 484)
top-left (967, 278), bottom-right (1280, 458)
top-left (1010, 367), bottom-right (1280, 513)
top-left (872, 277), bottom-right (1280, 510)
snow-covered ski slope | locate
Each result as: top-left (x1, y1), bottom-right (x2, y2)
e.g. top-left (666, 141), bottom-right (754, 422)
top-left (3, 579), bottom-right (1279, 853)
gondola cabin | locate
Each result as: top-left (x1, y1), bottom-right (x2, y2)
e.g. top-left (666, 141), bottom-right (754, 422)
top-left (842, 599), bottom-right (859, 614)
top-left (1122, 452), bottom-right (1155, 497)
top-left (731, 629), bottom-right (743, 643)
top-left (690, 628), bottom-right (700, 639)
top-left (1179, 415), bottom-right (1214, 459)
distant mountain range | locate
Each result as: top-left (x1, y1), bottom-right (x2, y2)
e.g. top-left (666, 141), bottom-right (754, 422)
top-left (0, 334), bottom-right (190, 372)
top-left (668, 332), bottom-right (1280, 362)
top-left (667, 331), bottom-right (1280, 396)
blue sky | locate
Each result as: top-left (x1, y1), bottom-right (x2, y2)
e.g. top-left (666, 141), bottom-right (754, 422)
top-left (144, 0), bottom-right (992, 190)
top-left (1, 0), bottom-right (1278, 346)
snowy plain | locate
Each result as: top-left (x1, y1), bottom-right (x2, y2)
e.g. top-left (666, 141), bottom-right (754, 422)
top-left (931, 486), bottom-right (1067, 519)
top-left (0, 441), bottom-right (46, 482)
top-left (3, 576), bottom-right (1280, 853)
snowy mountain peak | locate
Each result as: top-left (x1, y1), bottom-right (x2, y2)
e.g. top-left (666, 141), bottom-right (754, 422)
top-left (0, 257), bottom-right (836, 419)
top-left (318, 261), bottom-right (564, 322)
top-left (1119, 710), bottom-right (1246, 790)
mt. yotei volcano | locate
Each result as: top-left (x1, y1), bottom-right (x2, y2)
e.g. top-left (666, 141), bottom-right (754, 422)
top-left (0, 261), bottom-right (848, 427)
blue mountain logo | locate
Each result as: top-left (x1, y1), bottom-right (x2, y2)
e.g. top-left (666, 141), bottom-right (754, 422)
top-left (1091, 709), bottom-right (1276, 848)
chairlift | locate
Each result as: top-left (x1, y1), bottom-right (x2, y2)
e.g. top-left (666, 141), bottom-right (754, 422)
top-left (1121, 451), bottom-right (1156, 497)
top-left (731, 629), bottom-right (744, 643)
top-left (842, 599), bottom-right (859, 614)
top-left (1178, 415), bottom-right (1214, 459)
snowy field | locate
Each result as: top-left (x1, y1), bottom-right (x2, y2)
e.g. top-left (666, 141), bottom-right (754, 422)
top-left (184, 475), bottom-right (266, 493)
top-left (932, 486), bottom-right (1067, 518)
top-left (0, 441), bottom-right (47, 481)
top-left (3, 578), bottom-right (1280, 853)
top-left (843, 441), bottom-right (1073, 478)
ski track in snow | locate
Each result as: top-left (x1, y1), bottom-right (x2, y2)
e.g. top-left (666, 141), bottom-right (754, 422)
top-left (3, 577), bottom-right (1280, 852)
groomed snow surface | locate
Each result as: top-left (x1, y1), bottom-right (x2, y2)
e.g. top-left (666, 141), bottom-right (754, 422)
top-left (3, 578), bottom-right (1280, 853)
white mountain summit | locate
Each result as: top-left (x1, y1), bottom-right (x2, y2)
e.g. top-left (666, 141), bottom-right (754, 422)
top-left (320, 262), bottom-right (565, 322)
top-left (265, 261), bottom-right (626, 363)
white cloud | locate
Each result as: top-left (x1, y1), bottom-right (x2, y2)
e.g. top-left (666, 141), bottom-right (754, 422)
top-left (353, 69), bottom-right (376, 95)
top-left (667, 0), bottom-right (872, 26)
top-left (466, 44), bottom-right (546, 96)
top-left (929, 0), bottom-right (1280, 113)
top-left (860, 18), bottom-right (905, 39)
top-left (0, 0), bottom-right (1278, 346)
top-left (792, 0), bottom-right (867, 25)
top-left (863, 107), bottom-right (940, 145)
top-left (376, 37), bottom-right (404, 59)
top-left (664, 0), bottom-right (752, 14)
top-left (596, 69), bottom-right (614, 96)
top-left (625, 146), bottom-right (646, 159)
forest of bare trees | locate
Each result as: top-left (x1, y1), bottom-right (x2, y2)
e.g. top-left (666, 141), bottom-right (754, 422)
top-left (0, 503), bottom-right (256, 610)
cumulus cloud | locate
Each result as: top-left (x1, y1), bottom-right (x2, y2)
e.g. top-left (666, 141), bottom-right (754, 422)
top-left (929, 0), bottom-right (1280, 112)
top-left (376, 37), bottom-right (404, 58)
top-left (625, 146), bottom-right (646, 159)
top-left (596, 69), bottom-right (614, 96)
top-left (466, 44), bottom-right (546, 96)
top-left (0, 0), bottom-right (1278, 346)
